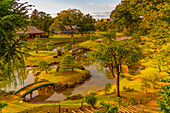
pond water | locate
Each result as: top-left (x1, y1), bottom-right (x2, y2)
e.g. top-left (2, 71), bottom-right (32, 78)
top-left (2, 50), bottom-right (116, 102)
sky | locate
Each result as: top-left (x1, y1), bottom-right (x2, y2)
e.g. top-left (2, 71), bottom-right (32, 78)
top-left (20, 0), bottom-right (121, 18)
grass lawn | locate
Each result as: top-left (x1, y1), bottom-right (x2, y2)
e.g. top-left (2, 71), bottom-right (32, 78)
top-left (25, 51), bottom-right (66, 66)
top-left (38, 68), bottom-right (89, 84)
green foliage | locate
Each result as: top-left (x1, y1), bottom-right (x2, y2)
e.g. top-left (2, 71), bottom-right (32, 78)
top-left (120, 73), bottom-right (125, 78)
top-left (46, 41), bottom-right (54, 51)
top-left (97, 101), bottom-right (119, 113)
top-left (126, 76), bottom-right (132, 81)
top-left (0, 0), bottom-right (31, 82)
top-left (104, 83), bottom-right (112, 94)
top-left (129, 97), bottom-right (136, 105)
top-left (88, 90), bottom-right (96, 95)
top-left (64, 44), bottom-right (72, 52)
top-left (30, 9), bottom-right (54, 34)
top-left (115, 97), bottom-right (123, 106)
top-left (59, 54), bottom-right (75, 72)
top-left (152, 46), bottom-right (170, 72)
top-left (110, 0), bottom-right (170, 38)
top-left (141, 77), bottom-right (151, 94)
top-left (95, 21), bottom-right (115, 31)
top-left (123, 86), bottom-right (130, 91)
top-left (51, 9), bottom-right (94, 36)
top-left (85, 95), bottom-right (97, 108)
top-left (76, 93), bottom-right (83, 99)
top-left (31, 38), bottom-right (42, 53)
top-left (91, 30), bottom-right (143, 97)
top-left (65, 96), bottom-right (71, 100)
top-left (157, 85), bottom-right (170, 113)
top-left (0, 101), bottom-right (8, 110)
top-left (38, 60), bottom-right (51, 74)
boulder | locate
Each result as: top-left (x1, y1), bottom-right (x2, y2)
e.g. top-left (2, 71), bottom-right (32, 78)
top-left (77, 79), bottom-right (85, 84)
top-left (54, 83), bottom-right (66, 91)
top-left (32, 64), bottom-right (38, 67)
top-left (53, 56), bottom-right (58, 58)
top-left (64, 83), bottom-right (68, 88)
top-left (34, 72), bottom-right (41, 76)
top-left (25, 65), bottom-right (31, 67)
top-left (68, 83), bottom-right (76, 88)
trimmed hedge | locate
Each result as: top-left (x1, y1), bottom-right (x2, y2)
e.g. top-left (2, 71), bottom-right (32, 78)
top-left (20, 82), bottom-right (55, 98)
top-left (15, 80), bottom-right (49, 94)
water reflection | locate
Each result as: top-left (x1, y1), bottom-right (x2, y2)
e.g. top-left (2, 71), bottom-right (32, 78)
top-left (2, 50), bottom-right (116, 102)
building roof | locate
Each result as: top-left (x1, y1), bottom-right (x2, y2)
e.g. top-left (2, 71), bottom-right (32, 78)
top-left (17, 26), bottom-right (46, 34)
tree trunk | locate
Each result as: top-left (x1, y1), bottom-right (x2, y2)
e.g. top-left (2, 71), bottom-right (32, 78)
top-left (116, 65), bottom-right (120, 97)
top-left (109, 65), bottom-right (115, 77)
top-left (158, 65), bottom-right (161, 72)
top-left (36, 50), bottom-right (38, 54)
top-left (46, 70), bottom-right (48, 74)
top-left (70, 27), bottom-right (74, 37)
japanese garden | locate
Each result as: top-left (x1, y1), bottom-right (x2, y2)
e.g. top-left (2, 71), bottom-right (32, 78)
top-left (0, 0), bottom-right (169, 113)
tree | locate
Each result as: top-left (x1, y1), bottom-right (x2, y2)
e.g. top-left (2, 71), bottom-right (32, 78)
top-left (140, 77), bottom-right (151, 94)
top-left (85, 95), bottom-right (97, 108)
top-left (157, 84), bottom-right (170, 113)
top-left (38, 60), bottom-right (51, 74)
top-left (110, 0), bottom-right (142, 35)
top-left (152, 46), bottom-right (170, 72)
top-left (76, 13), bottom-right (95, 34)
top-left (31, 38), bottom-right (42, 53)
top-left (59, 55), bottom-right (75, 71)
top-left (0, 0), bottom-right (31, 81)
top-left (91, 29), bottom-right (143, 97)
top-left (30, 9), bottom-right (54, 34)
top-left (51, 9), bottom-right (94, 37)
top-left (95, 101), bottom-right (119, 113)
top-left (46, 41), bottom-right (54, 51)
top-left (104, 82), bottom-right (112, 94)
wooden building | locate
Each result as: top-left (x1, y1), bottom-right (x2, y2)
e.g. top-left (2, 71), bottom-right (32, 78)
top-left (17, 26), bottom-right (46, 39)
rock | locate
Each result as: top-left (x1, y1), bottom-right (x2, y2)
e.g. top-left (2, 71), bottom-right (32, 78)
top-left (68, 83), bottom-right (76, 88)
top-left (64, 83), bottom-right (68, 88)
top-left (55, 82), bottom-right (62, 87)
top-left (53, 56), bottom-right (58, 58)
top-left (22, 98), bottom-right (31, 102)
top-left (49, 62), bottom-right (60, 66)
top-left (74, 81), bottom-right (78, 85)
top-left (25, 65), bottom-right (31, 67)
top-left (77, 79), bottom-right (85, 84)
top-left (70, 95), bottom-right (77, 100)
top-left (54, 82), bottom-right (66, 91)
top-left (34, 72), bottom-right (41, 76)
top-left (32, 64), bottom-right (38, 67)
top-left (126, 88), bottom-right (134, 92)
top-left (81, 76), bottom-right (86, 80)
top-left (85, 74), bottom-right (91, 79)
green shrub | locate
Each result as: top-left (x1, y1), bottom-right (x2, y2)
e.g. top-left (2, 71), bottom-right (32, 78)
top-left (6, 91), bottom-right (15, 95)
top-left (128, 69), bottom-right (136, 76)
top-left (120, 73), bottom-right (125, 77)
top-left (126, 76), bottom-right (132, 81)
top-left (76, 93), bottom-right (83, 99)
top-left (88, 90), bottom-right (96, 95)
top-left (85, 95), bottom-right (97, 108)
top-left (104, 82), bottom-right (112, 94)
top-left (129, 97), bottom-right (136, 105)
top-left (65, 96), bottom-right (71, 100)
